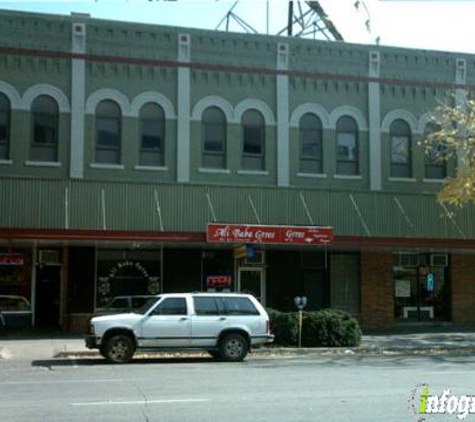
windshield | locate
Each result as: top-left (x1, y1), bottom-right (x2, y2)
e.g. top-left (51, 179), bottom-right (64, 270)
top-left (135, 296), bottom-right (161, 315)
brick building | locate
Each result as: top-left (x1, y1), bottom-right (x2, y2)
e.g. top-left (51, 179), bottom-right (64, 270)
top-left (1, 9), bottom-right (475, 332)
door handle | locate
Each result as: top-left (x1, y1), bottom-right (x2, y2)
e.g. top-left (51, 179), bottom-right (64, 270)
top-left (180, 317), bottom-right (189, 321)
top-left (219, 317), bottom-right (227, 321)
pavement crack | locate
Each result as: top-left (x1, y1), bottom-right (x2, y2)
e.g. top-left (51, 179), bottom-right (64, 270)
top-left (135, 384), bottom-right (150, 422)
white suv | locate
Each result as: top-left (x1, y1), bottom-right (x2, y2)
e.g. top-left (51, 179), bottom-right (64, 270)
top-left (86, 293), bottom-right (274, 363)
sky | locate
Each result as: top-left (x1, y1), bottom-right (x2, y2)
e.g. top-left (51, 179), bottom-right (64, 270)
top-left (0, 0), bottom-right (474, 55)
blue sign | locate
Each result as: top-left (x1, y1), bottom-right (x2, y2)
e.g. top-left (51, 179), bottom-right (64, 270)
top-left (426, 273), bottom-right (435, 292)
top-left (246, 245), bottom-right (256, 259)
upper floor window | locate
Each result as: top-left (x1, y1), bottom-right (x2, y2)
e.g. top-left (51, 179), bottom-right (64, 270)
top-left (336, 116), bottom-right (358, 175)
top-left (31, 95), bottom-right (58, 162)
top-left (0, 93), bottom-right (10, 160)
top-left (96, 100), bottom-right (121, 165)
top-left (139, 103), bottom-right (165, 167)
top-left (242, 109), bottom-right (265, 171)
top-left (299, 113), bottom-right (323, 174)
top-left (202, 107), bottom-right (226, 169)
top-left (424, 122), bottom-right (446, 180)
top-left (390, 119), bottom-right (412, 178)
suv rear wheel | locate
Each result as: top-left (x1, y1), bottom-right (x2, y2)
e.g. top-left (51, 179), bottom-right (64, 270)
top-left (219, 333), bottom-right (248, 362)
top-left (104, 334), bottom-right (135, 363)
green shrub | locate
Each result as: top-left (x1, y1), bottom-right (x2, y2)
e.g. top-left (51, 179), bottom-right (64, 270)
top-left (301, 309), bottom-right (362, 347)
top-left (266, 308), bottom-right (298, 346)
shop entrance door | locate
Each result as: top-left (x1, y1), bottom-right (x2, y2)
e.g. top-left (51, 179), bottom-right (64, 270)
top-left (238, 267), bottom-right (265, 305)
top-left (35, 265), bottom-right (61, 327)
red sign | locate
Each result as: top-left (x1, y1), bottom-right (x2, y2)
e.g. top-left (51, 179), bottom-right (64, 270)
top-left (207, 275), bottom-right (232, 288)
top-left (0, 253), bottom-right (24, 266)
top-left (207, 224), bottom-right (333, 245)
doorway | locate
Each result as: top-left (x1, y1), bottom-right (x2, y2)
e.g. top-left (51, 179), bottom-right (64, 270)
top-left (35, 265), bottom-right (61, 327)
top-left (238, 267), bottom-right (265, 305)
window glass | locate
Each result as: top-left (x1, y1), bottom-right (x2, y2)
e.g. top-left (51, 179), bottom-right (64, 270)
top-left (151, 298), bottom-right (187, 315)
top-left (299, 113), bottom-right (322, 174)
top-left (105, 297), bottom-right (129, 310)
top-left (224, 297), bottom-right (259, 315)
top-left (424, 122), bottom-right (446, 180)
top-left (242, 109), bottom-right (265, 170)
top-left (140, 103), bottom-right (164, 167)
top-left (202, 107), bottom-right (226, 169)
top-left (96, 100), bottom-right (121, 164)
top-left (0, 93), bottom-right (10, 160)
top-left (336, 116), bottom-right (358, 175)
top-left (194, 297), bottom-right (220, 315)
top-left (390, 119), bottom-right (412, 178)
top-left (31, 95), bottom-right (59, 162)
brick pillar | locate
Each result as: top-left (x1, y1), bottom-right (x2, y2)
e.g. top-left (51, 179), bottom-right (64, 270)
top-left (451, 254), bottom-right (475, 324)
top-left (361, 252), bottom-right (395, 328)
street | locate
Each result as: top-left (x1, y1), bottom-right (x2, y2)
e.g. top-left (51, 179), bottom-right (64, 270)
top-left (2, 353), bottom-right (475, 421)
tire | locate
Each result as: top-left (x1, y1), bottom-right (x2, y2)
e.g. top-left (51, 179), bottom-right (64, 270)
top-left (208, 350), bottom-right (221, 360)
top-left (219, 333), bottom-right (248, 362)
top-left (104, 334), bottom-right (135, 363)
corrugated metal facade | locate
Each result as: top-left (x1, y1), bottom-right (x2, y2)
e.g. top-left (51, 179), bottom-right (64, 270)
top-left (1, 177), bottom-right (472, 239)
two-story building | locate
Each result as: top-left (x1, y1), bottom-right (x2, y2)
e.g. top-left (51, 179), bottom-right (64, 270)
top-left (1, 9), bottom-right (475, 332)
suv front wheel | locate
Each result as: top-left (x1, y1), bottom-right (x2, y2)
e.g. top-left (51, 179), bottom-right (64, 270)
top-left (219, 333), bottom-right (248, 362)
top-left (104, 334), bottom-right (135, 363)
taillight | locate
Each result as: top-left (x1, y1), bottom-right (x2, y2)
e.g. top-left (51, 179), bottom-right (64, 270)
top-left (266, 320), bottom-right (271, 334)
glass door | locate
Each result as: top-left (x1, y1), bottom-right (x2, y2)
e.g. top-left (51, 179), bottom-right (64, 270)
top-left (238, 267), bottom-right (265, 306)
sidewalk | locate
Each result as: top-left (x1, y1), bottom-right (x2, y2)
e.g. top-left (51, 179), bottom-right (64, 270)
top-left (2, 331), bottom-right (475, 361)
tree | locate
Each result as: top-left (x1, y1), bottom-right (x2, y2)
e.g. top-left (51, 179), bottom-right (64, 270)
top-left (422, 98), bottom-right (475, 206)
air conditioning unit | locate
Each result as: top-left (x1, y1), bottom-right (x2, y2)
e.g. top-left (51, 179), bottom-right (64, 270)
top-left (431, 254), bottom-right (448, 267)
top-left (396, 253), bottom-right (419, 267)
top-left (38, 250), bottom-right (60, 265)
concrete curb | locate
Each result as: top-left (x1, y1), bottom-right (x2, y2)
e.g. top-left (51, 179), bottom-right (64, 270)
top-left (54, 345), bottom-right (475, 359)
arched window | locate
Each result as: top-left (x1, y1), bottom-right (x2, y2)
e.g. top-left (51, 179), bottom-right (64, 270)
top-left (139, 103), bottom-right (165, 167)
top-left (336, 116), bottom-right (358, 175)
top-left (390, 119), bottom-right (412, 178)
top-left (424, 122), bottom-right (446, 180)
top-left (0, 93), bottom-right (10, 160)
top-left (96, 100), bottom-right (121, 165)
top-left (242, 109), bottom-right (265, 171)
top-left (31, 95), bottom-right (58, 162)
top-left (299, 113), bottom-right (323, 174)
top-left (202, 107), bottom-right (226, 169)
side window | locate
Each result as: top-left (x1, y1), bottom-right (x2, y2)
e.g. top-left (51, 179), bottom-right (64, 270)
top-left (424, 122), bottom-right (446, 180)
top-left (390, 119), bottom-right (412, 178)
top-left (194, 297), bottom-right (221, 316)
top-left (131, 297), bottom-right (152, 309)
top-left (224, 297), bottom-right (259, 316)
top-left (202, 106), bottom-right (226, 169)
top-left (299, 113), bottom-right (323, 174)
top-left (31, 95), bottom-right (59, 162)
top-left (95, 100), bottom-right (121, 164)
top-left (336, 115), bottom-right (358, 175)
top-left (139, 103), bottom-right (165, 167)
top-left (242, 109), bottom-right (265, 171)
top-left (151, 298), bottom-right (187, 316)
top-left (0, 93), bottom-right (11, 160)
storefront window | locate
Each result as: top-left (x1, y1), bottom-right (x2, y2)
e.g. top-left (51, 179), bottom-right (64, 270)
top-left (0, 249), bottom-right (32, 300)
top-left (393, 253), bottom-right (450, 321)
top-left (202, 250), bottom-right (233, 292)
top-left (96, 249), bottom-right (162, 309)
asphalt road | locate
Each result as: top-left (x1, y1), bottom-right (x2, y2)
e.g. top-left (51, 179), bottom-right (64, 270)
top-left (2, 354), bottom-right (475, 422)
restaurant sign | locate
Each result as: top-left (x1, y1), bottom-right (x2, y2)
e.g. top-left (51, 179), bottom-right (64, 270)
top-left (207, 224), bottom-right (333, 245)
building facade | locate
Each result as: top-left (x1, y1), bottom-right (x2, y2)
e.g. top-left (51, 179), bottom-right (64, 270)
top-left (1, 10), bottom-right (475, 332)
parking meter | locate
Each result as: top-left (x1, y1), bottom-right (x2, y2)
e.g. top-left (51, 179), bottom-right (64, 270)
top-left (294, 296), bottom-right (307, 347)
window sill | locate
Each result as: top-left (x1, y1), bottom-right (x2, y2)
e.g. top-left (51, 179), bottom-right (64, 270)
top-left (90, 163), bottom-right (125, 170)
top-left (297, 172), bottom-right (327, 179)
top-left (423, 178), bottom-right (445, 183)
top-left (237, 170), bottom-right (269, 176)
top-left (135, 165), bottom-right (168, 172)
top-left (25, 160), bottom-right (61, 167)
top-left (333, 174), bottom-right (362, 180)
top-left (0, 159), bottom-right (12, 165)
top-left (198, 167), bottom-right (231, 174)
top-left (388, 177), bottom-right (416, 183)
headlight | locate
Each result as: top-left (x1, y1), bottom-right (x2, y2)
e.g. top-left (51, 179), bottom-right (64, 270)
top-left (88, 324), bottom-right (95, 335)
